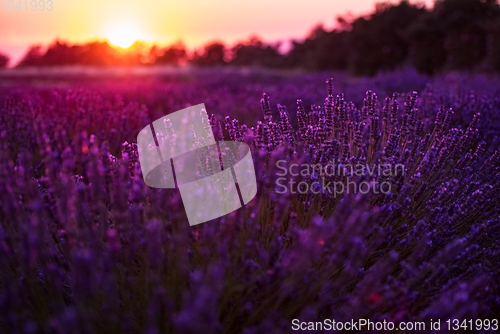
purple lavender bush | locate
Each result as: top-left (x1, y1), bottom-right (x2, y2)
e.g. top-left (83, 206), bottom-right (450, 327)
top-left (0, 71), bottom-right (499, 333)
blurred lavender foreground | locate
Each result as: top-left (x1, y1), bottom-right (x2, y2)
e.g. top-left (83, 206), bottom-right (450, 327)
top-left (0, 70), bottom-right (500, 333)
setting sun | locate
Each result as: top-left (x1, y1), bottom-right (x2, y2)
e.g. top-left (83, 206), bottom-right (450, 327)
top-left (106, 22), bottom-right (143, 49)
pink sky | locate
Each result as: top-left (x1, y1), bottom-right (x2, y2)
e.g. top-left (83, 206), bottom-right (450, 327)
top-left (0, 0), bottom-right (433, 66)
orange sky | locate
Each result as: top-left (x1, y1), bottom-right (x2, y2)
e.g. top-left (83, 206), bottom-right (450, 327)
top-left (0, 0), bottom-right (433, 66)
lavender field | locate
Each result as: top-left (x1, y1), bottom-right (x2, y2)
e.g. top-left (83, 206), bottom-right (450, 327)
top-left (1, 69), bottom-right (500, 333)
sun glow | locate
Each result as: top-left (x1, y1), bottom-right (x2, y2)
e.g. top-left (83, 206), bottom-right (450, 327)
top-left (106, 22), bottom-right (143, 49)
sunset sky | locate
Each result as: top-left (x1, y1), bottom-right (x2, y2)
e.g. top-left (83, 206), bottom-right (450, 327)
top-left (0, 0), bottom-right (433, 66)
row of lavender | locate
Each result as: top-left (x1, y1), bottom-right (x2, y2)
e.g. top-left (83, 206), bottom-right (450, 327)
top-left (1, 72), bottom-right (500, 333)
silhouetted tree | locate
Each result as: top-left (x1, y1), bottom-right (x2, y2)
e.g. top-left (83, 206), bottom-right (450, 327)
top-left (284, 24), bottom-right (350, 71)
top-left (437, 0), bottom-right (499, 70)
top-left (284, 25), bottom-right (332, 70)
top-left (229, 36), bottom-right (283, 67)
top-left (405, 14), bottom-right (447, 75)
top-left (344, 1), bottom-right (426, 75)
top-left (17, 46), bottom-right (44, 67)
top-left (11, 0), bottom-right (500, 75)
top-left (191, 42), bottom-right (226, 66)
top-left (285, 1), bottom-right (426, 74)
top-left (16, 40), bottom-right (149, 67)
top-left (485, 18), bottom-right (500, 71)
top-left (155, 42), bottom-right (187, 65)
top-left (38, 40), bottom-right (85, 66)
top-left (79, 41), bottom-right (121, 66)
top-left (407, 0), bottom-right (500, 73)
top-left (0, 53), bottom-right (9, 68)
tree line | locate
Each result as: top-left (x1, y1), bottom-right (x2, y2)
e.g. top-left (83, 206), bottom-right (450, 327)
top-left (1, 0), bottom-right (500, 75)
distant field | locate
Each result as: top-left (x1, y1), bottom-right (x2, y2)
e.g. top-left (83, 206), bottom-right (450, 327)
top-left (1, 68), bottom-right (500, 332)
